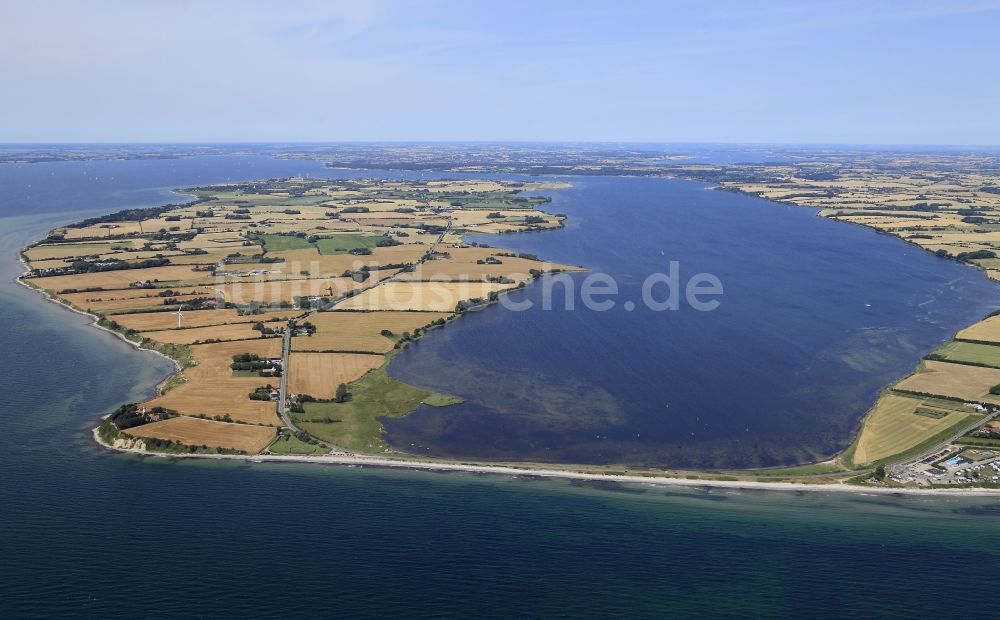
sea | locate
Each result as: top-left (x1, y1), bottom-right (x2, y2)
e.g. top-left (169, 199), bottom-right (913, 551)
top-left (1, 152), bottom-right (999, 618)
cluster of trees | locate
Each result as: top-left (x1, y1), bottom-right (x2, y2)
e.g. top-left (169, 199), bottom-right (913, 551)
top-left (73, 200), bottom-right (204, 227)
top-left (231, 353), bottom-right (282, 375)
top-left (252, 322), bottom-right (279, 336)
top-left (59, 256), bottom-right (170, 275)
top-left (957, 249), bottom-right (996, 262)
top-left (108, 403), bottom-right (173, 430)
top-left (249, 385), bottom-right (276, 401)
top-left (341, 206), bottom-right (370, 214)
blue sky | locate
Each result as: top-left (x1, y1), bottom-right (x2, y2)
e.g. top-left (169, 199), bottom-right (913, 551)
top-left (2, 0), bottom-right (999, 144)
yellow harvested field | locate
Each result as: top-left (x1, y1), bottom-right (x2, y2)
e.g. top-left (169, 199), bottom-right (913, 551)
top-left (114, 308), bottom-right (297, 332)
top-left (956, 316), bottom-right (1000, 343)
top-left (894, 360), bottom-right (1000, 403)
top-left (24, 241), bottom-right (134, 261)
top-left (293, 311), bottom-right (449, 353)
top-left (852, 394), bottom-right (980, 465)
top-left (30, 265), bottom-right (213, 292)
top-left (165, 251), bottom-right (233, 265)
top-left (448, 210), bottom-right (549, 227)
top-left (66, 293), bottom-right (210, 314)
top-left (145, 340), bottom-right (282, 425)
top-left (399, 251), bottom-right (577, 282)
top-left (424, 180), bottom-right (507, 193)
top-left (288, 352), bottom-right (384, 399)
top-left (127, 416), bottom-right (276, 454)
top-left (213, 275), bottom-right (391, 305)
top-left (58, 221), bottom-right (145, 239)
top-left (141, 323), bottom-right (274, 345)
top-left (338, 281), bottom-right (508, 311)
top-left (271, 248), bottom-right (376, 277)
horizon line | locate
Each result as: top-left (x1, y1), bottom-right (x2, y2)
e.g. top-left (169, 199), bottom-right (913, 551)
top-left (3, 140), bottom-right (1000, 149)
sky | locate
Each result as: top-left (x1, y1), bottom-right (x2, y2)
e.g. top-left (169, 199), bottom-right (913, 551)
top-left (2, 0), bottom-right (999, 145)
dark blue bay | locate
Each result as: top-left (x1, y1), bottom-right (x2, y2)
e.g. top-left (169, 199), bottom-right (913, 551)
top-left (387, 176), bottom-right (1000, 468)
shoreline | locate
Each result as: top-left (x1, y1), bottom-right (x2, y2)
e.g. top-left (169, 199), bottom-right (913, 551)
top-left (89, 425), bottom-right (1000, 497)
top-left (15, 254), bottom-right (183, 386)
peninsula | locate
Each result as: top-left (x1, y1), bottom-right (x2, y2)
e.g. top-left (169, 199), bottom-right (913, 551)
top-left (18, 148), bottom-right (1000, 492)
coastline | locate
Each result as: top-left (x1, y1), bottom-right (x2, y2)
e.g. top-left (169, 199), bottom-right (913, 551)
top-left (89, 425), bottom-right (1000, 497)
top-left (15, 253), bottom-right (183, 386)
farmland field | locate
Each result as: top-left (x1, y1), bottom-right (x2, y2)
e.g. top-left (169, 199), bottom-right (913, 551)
top-left (292, 311), bottom-right (449, 353)
top-left (337, 281), bottom-right (507, 311)
top-left (930, 340), bottom-right (1000, 368)
top-left (260, 234), bottom-right (313, 252)
top-left (127, 416), bottom-right (276, 454)
top-left (139, 323), bottom-right (277, 345)
top-left (315, 233), bottom-right (392, 254)
top-left (31, 265), bottom-right (213, 292)
top-left (145, 340), bottom-right (282, 425)
top-left (288, 352), bottom-right (384, 399)
top-left (956, 316), bottom-right (1000, 343)
top-left (850, 393), bottom-right (982, 466)
top-left (894, 360), bottom-right (1000, 403)
top-left (113, 308), bottom-right (298, 332)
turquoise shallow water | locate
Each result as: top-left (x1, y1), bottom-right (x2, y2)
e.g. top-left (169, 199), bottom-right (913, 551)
top-left (1, 155), bottom-right (999, 617)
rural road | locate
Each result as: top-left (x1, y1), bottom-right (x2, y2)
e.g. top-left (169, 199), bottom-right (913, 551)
top-left (273, 218), bottom-right (452, 452)
top-left (277, 326), bottom-right (294, 430)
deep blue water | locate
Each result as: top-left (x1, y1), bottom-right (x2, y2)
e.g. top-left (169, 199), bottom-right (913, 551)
top-left (2, 154), bottom-right (1000, 617)
top-left (387, 176), bottom-right (1000, 468)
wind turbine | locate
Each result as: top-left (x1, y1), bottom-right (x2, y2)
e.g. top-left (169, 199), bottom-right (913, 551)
top-left (176, 306), bottom-right (184, 329)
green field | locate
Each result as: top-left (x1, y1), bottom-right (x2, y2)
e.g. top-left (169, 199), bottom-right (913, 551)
top-left (291, 363), bottom-right (462, 452)
top-left (260, 234), bottom-right (313, 252)
top-left (315, 234), bottom-right (391, 255)
top-left (848, 393), bottom-right (983, 466)
top-left (930, 340), bottom-right (1000, 368)
top-left (267, 433), bottom-right (328, 455)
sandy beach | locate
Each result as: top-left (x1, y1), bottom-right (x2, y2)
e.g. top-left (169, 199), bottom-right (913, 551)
top-left (91, 426), bottom-right (1000, 497)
